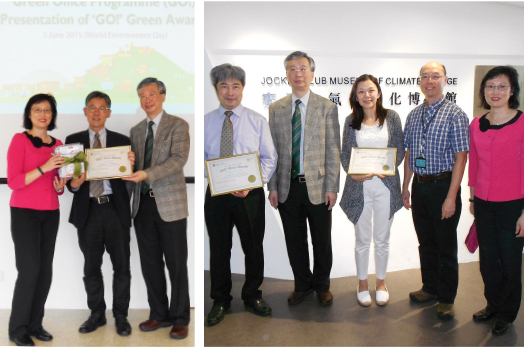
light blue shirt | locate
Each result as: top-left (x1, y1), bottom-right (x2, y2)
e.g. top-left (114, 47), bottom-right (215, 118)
top-left (71, 128), bottom-right (113, 196)
top-left (291, 90), bottom-right (310, 175)
top-left (204, 104), bottom-right (278, 183)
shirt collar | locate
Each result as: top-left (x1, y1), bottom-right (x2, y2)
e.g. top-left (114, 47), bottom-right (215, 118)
top-left (88, 127), bottom-right (106, 140)
top-left (148, 110), bottom-right (163, 126)
top-left (219, 104), bottom-right (243, 119)
top-left (292, 90), bottom-right (310, 108)
top-left (424, 96), bottom-right (445, 113)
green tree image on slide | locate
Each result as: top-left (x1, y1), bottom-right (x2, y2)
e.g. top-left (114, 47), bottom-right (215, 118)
top-left (0, 43), bottom-right (194, 105)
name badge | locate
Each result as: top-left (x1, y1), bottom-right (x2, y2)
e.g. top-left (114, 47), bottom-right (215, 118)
top-left (415, 157), bottom-right (426, 168)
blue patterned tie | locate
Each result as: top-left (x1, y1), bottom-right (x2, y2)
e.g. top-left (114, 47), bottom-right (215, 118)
top-left (220, 111), bottom-right (234, 157)
top-left (89, 133), bottom-right (103, 198)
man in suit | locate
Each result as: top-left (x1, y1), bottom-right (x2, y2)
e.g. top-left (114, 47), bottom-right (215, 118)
top-left (268, 51), bottom-right (341, 306)
top-left (66, 91), bottom-right (135, 336)
top-left (204, 63), bottom-right (277, 326)
top-left (123, 77), bottom-right (190, 340)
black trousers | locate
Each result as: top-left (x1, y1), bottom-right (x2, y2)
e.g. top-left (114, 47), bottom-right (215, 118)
top-left (205, 186), bottom-right (265, 304)
top-left (77, 198), bottom-right (130, 318)
top-left (9, 207), bottom-right (59, 337)
top-left (278, 178), bottom-right (332, 292)
top-left (474, 197), bottom-right (524, 323)
top-left (411, 177), bottom-right (461, 304)
top-left (134, 193), bottom-right (190, 326)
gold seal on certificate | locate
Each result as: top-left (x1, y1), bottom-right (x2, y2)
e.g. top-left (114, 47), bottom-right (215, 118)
top-left (85, 145), bottom-right (133, 181)
top-left (348, 147), bottom-right (397, 176)
top-left (205, 152), bottom-right (264, 196)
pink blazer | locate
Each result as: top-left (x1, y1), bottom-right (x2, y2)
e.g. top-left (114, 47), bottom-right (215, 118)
top-left (7, 132), bottom-right (64, 210)
top-left (468, 111), bottom-right (524, 202)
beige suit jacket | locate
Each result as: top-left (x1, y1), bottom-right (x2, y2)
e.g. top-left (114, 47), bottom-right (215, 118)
top-left (129, 111), bottom-right (190, 222)
top-left (268, 91), bottom-right (341, 205)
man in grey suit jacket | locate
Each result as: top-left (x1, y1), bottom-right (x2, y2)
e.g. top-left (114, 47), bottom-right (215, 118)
top-left (268, 51), bottom-right (341, 306)
top-left (123, 77), bottom-right (190, 340)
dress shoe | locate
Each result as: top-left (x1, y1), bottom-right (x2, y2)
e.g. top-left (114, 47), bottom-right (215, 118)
top-left (115, 315), bottom-right (132, 336)
top-left (317, 291), bottom-right (333, 306)
top-left (409, 288), bottom-right (438, 303)
top-left (170, 325), bottom-right (188, 339)
top-left (492, 319), bottom-right (511, 336)
top-left (244, 298), bottom-right (272, 316)
top-left (375, 285), bottom-right (389, 306)
top-left (357, 285), bottom-right (371, 307)
top-left (28, 326), bottom-right (53, 341)
top-left (437, 303), bottom-right (455, 320)
top-left (9, 334), bottom-right (35, 346)
top-left (138, 319), bottom-right (172, 332)
top-left (473, 307), bottom-right (496, 321)
top-left (206, 303), bottom-right (230, 326)
top-left (79, 313), bottom-right (107, 333)
top-left (287, 288), bottom-right (313, 305)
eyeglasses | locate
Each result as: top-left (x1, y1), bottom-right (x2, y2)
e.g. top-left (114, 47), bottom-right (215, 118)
top-left (287, 68), bottom-right (310, 75)
top-left (140, 93), bottom-right (159, 99)
top-left (32, 108), bottom-right (52, 114)
top-left (420, 75), bottom-right (444, 81)
top-left (485, 84), bottom-right (510, 92)
top-left (88, 106), bottom-right (109, 113)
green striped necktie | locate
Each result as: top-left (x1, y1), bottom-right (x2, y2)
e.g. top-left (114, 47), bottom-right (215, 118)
top-left (291, 99), bottom-right (301, 179)
top-left (141, 120), bottom-right (154, 195)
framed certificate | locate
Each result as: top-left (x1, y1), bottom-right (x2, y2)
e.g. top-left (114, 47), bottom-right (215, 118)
top-left (205, 152), bottom-right (264, 196)
top-left (85, 146), bottom-right (133, 181)
top-left (348, 147), bottom-right (397, 176)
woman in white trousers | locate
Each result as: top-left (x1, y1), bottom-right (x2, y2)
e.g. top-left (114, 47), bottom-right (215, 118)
top-left (340, 74), bottom-right (405, 306)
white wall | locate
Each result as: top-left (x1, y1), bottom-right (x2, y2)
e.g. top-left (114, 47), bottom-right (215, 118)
top-left (203, 1), bottom-right (524, 280)
top-left (0, 183), bottom-right (195, 309)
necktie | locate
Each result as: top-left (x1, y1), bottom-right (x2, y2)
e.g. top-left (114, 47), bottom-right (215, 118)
top-left (89, 133), bottom-right (104, 198)
top-left (141, 121), bottom-right (154, 195)
top-left (220, 111), bottom-right (234, 157)
top-left (291, 99), bottom-right (301, 179)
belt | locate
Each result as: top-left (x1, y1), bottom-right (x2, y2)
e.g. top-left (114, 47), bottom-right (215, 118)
top-left (146, 190), bottom-right (155, 198)
top-left (90, 194), bottom-right (113, 204)
top-left (292, 175), bottom-right (306, 183)
top-left (415, 172), bottom-right (452, 183)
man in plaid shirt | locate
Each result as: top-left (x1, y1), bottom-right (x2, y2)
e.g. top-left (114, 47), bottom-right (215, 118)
top-left (402, 62), bottom-right (469, 321)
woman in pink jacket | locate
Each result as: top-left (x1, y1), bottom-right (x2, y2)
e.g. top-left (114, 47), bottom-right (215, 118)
top-left (7, 94), bottom-right (66, 346)
top-left (469, 66), bottom-right (524, 336)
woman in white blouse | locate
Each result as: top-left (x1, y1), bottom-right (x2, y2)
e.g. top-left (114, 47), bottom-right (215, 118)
top-left (340, 74), bottom-right (405, 306)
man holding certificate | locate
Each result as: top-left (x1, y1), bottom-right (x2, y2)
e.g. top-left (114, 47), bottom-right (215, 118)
top-left (66, 91), bottom-right (135, 336)
top-left (123, 77), bottom-right (190, 340)
top-left (402, 62), bottom-right (469, 320)
top-left (268, 51), bottom-right (341, 306)
top-left (204, 64), bottom-right (277, 326)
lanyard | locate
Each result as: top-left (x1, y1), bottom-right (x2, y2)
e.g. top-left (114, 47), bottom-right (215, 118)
top-left (422, 101), bottom-right (444, 134)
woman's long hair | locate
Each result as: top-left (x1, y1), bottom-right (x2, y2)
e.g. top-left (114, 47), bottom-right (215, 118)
top-left (349, 74), bottom-right (388, 130)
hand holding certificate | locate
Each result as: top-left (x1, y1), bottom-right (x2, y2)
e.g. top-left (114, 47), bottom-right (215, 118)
top-left (348, 147), bottom-right (397, 176)
top-left (205, 152), bottom-right (264, 196)
top-left (85, 145), bottom-right (133, 181)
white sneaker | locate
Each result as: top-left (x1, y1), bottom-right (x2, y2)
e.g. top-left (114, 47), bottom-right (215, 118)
top-left (375, 285), bottom-right (389, 306)
top-left (357, 285), bottom-right (371, 307)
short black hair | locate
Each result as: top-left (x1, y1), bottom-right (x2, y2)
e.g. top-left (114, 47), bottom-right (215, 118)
top-left (23, 93), bottom-right (58, 130)
top-left (479, 65), bottom-right (520, 110)
top-left (210, 63), bottom-right (246, 89)
top-left (85, 91), bottom-right (111, 109)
